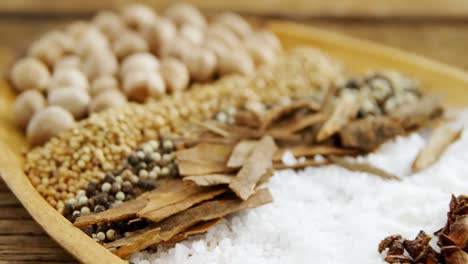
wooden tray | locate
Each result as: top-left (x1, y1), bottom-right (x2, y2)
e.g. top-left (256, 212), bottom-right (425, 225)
top-left (1, 21), bottom-right (468, 264)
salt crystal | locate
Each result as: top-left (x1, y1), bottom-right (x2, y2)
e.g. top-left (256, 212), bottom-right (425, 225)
top-left (281, 151), bottom-right (297, 166)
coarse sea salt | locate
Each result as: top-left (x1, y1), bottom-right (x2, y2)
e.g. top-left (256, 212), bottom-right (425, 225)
top-left (133, 110), bottom-right (468, 264)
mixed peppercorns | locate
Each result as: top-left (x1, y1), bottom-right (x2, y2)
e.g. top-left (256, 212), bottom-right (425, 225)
top-left (62, 137), bottom-right (177, 241)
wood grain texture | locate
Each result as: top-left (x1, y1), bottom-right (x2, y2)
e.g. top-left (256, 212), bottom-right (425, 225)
top-left (1, 15), bottom-right (468, 263)
top-left (1, 0), bottom-right (468, 17)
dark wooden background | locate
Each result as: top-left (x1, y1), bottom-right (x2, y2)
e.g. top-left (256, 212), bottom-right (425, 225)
top-left (1, 1), bottom-right (468, 263)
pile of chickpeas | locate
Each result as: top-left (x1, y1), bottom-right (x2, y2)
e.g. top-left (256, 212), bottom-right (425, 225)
top-left (9, 3), bottom-right (281, 146)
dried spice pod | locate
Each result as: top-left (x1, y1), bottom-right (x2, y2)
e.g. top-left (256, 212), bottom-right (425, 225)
top-left (339, 116), bottom-right (404, 152)
top-left (412, 125), bottom-right (462, 172)
top-left (229, 136), bottom-right (277, 200)
top-left (227, 140), bottom-right (258, 168)
top-left (316, 92), bottom-right (363, 142)
top-left (442, 246), bottom-right (468, 264)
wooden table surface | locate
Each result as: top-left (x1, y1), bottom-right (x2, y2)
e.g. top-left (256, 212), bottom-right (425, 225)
top-left (1, 11), bottom-right (468, 264)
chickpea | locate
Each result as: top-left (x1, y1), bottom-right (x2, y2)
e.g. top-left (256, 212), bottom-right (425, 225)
top-left (76, 27), bottom-right (109, 56)
top-left (123, 71), bottom-right (166, 102)
top-left (215, 12), bottom-right (252, 39)
top-left (218, 48), bottom-right (254, 76)
top-left (159, 35), bottom-right (193, 60)
top-left (14, 90), bottom-right (46, 129)
top-left (141, 17), bottom-right (176, 55)
top-left (90, 75), bottom-right (119, 97)
top-left (183, 47), bottom-right (217, 82)
top-left (10, 57), bottom-right (50, 92)
top-left (66, 21), bottom-right (92, 40)
top-left (243, 36), bottom-right (277, 66)
top-left (163, 3), bottom-right (206, 29)
top-left (205, 23), bottom-right (240, 48)
top-left (48, 68), bottom-right (89, 92)
top-left (112, 31), bottom-right (149, 60)
top-left (26, 106), bottom-right (75, 146)
top-left (82, 48), bottom-right (118, 80)
top-left (48, 88), bottom-right (90, 119)
top-left (28, 38), bottom-right (64, 68)
top-left (121, 4), bottom-right (158, 32)
top-left (160, 58), bottom-right (190, 92)
top-left (120, 52), bottom-right (159, 77)
top-left (54, 55), bottom-right (81, 72)
top-left (89, 90), bottom-right (127, 113)
top-left (179, 23), bottom-right (204, 45)
top-left (254, 30), bottom-right (281, 51)
top-left (92, 11), bottom-right (126, 41)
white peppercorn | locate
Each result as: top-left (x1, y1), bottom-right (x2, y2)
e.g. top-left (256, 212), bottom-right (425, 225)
top-left (78, 196), bottom-right (88, 206)
top-left (26, 106), bottom-right (75, 146)
top-left (14, 90), bottom-right (46, 129)
top-left (115, 191), bottom-right (125, 201)
top-left (10, 57), bottom-right (50, 92)
top-left (101, 182), bottom-right (111, 192)
top-left (96, 231), bottom-right (106, 241)
top-left (80, 206), bottom-right (91, 215)
top-left (106, 229), bottom-right (116, 241)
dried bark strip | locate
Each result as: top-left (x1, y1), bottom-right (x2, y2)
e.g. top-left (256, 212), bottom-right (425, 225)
top-left (73, 191), bottom-right (152, 228)
top-left (235, 109), bottom-right (262, 128)
top-left (183, 174), bottom-right (235, 186)
top-left (339, 116), bottom-right (404, 152)
top-left (193, 120), bottom-right (230, 137)
top-left (137, 183), bottom-right (214, 216)
top-left (273, 160), bottom-right (329, 170)
top-left (113, 188), bottom-right (273, 258)
top-left (176, 143), bottom-right (234, 176)
top-left (229, 136), bottom-right (277, 200)
top-left (227, 140), bottom-right (258, 168)
top-left (261, 99), bottom-right (321, 130)
top-left (139, 188), bottom-right (227, 222)
top-left (329, 156), bottom-right (401, 181)
top-left (273, 145), bottom-right (359, 162)
top-left (161, 218), bottom-right (224, 244)
top-left (269, 113), bottom-right (326, 134)
top-left (74, 180), bottom-right (199, 227)
top-left (316, 93), bottom-right (362, 142)
top-left (412, 125), bottom-right (462, 172)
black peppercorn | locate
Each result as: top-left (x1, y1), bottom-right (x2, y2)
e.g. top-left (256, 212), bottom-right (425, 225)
top-left (143, 155), bottom-right (152, 164)
top-left (122, 181), bottom-right (133, 193)
top-left (104, 173), bottom-right (115, 183)
top-left (64, 203), bottom-right (73, 216)
top-left (86, 182), bottom-right (97, 197)
top-left (94, 205), bottom-right (106, 213)
top-left (81, 226), bottom-right (94, 237)
top-left (71, 211), bottom-right (81, 222)
top-left (127, 154), bottom-right (139, 166)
